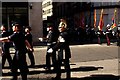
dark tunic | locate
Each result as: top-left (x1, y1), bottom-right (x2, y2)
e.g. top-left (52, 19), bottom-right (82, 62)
top-left (8, 31), bottom-right (28, 79)
top-left (1, 31), bottom-right (10, 53)
top-left (25, 33), bottom-right (33, 48)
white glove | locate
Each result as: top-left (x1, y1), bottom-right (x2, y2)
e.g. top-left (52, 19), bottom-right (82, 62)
top-left (47, 48), bottom-right (53, 53)
top-left (97, 32), bottom-right (100, 34)
top-left (38, 38), bottom-right (43, 42)
top-left (103, 32), bottom-right (106, 35)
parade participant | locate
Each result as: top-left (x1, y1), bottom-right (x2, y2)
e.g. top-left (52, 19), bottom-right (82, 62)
top-left (96, 26), bottom-right (102, 44)
top-left (89, 27), bottom-right (95, 43)
top-left (58, 18), bottom-right (67, 29)
top-left (116, 22), bottom-right (120, 46)
top-left (48, 18), bottom-right (71, 79)
top-left (0, 24), bottom-right (33, 80)
top-left (25, 26), bottom-right (35, 67)
top-left (57, 18), bottom-right (67, 60)
top-left (45, 25), bottom-right (56, 71)
top-left (0, 25), bottom-right (12, 68)
top-left (105, 24), bottom-right (111, 46)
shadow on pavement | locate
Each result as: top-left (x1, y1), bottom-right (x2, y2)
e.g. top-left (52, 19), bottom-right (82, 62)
top-left (71, 66), bottom-right (103, 72)
top-left (2, 65), bottom-right (103, 75)
top-left (64, 74), bottom-right (120, 80)
top-left (2, 65), bottom-right (120, 80)
top-left (2, 74), bottom-right (119, 80)
top-left (28, 65), bottom-right (104, 75)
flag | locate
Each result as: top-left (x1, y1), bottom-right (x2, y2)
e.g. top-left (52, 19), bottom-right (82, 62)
top-left (98, 9), bottom-right (104, 31)
top-left (94, 9), bottom-right (96, 28)
top-left (111, 8), bottom-right (117, 29)
top-left (111, 17), bottom-right (116, 29)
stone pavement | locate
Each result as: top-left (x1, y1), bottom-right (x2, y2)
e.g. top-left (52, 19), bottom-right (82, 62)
top-left (1, 43), bottom-right (120, 80)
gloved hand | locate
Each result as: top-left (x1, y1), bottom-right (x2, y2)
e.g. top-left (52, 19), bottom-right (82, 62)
top-left (29, 48), bottom-right (34, 52)
top-left (47, 48), bottom-right (53, 53)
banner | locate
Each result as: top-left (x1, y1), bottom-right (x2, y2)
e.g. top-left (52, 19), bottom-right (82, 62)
top-left (94, 9), bottom-right (96, 28)
top-left (111, 8), bottom-right (117, 29)
top-left (98, 9), bottom-right (104, 31)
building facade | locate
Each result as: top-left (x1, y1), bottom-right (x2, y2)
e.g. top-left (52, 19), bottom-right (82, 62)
top-left (51, 2), bottom-right (120, 30)
top-left (2, 2), bottom-right (43, 44)
top-left (28, 2), bottom-right (43, 43)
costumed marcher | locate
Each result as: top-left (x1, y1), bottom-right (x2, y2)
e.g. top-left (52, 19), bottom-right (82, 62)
top-left (45, 25), bottom-right (57, 71)
top-left (48, 18), bottom-right (71, 79)
top-left (105, 24), bottom-right (111, 46)
top-left (116, 22), bottom-right (120, 46)
top-left (96, 26), bottom-right (102, 44)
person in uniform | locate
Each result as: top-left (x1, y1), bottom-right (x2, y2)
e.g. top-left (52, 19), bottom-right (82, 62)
top-left (45, 26), bottom-right (57, 71)
top-left (0, 25), bottom-right (12, 68)
top-left (0, 24), bottom-right (33, 80)
top-left (57, 18), bottom-right (67, 61)
top-left (116, 22), bottom-right (120, 46)
top-left (105, 24), bottom-right (111, 46)
top-left (25, 26), bottom-right (35, 67)
top-left (48, 18), bottom-right (71, 79)
top-left (95, 26), bottom-right (102, 44)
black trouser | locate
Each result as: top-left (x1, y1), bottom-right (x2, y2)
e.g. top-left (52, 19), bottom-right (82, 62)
top-left (27, 49), bottom-right (35, 65)
top-left (2, 47), bottom-right (12, 68)
top-left (46, 44), bottom-right (56, 69)
top-left (97, 34), bottom-right (102, 44)
top-left (55, 49), bottom-right (70, 79)
top-left (46, 52), bottom-right (56, 69)
top-left (11, 51), bottom-right (28, 80)
top-left (106, 33), bottom-right (110, 45)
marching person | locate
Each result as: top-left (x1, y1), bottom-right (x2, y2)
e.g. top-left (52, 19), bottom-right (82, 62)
top-left (48, 18), bottom-right (71, 79)
top-left (25, 26), bottom-right (35, 67)
top-left (57, 18), bottom-right (67, 61)
top-left (45, 25), bottom-right (57, 71)
top-left (116, 22), bottom-right (120, 46)
top-left (96, 26), bottom-right (102, 44)
top-left (0, 24), bottom-right (33, 80)
top-left (105, 24), bottom-right (111, 46)
top-left (0, 25), bottom-right (12, 68)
